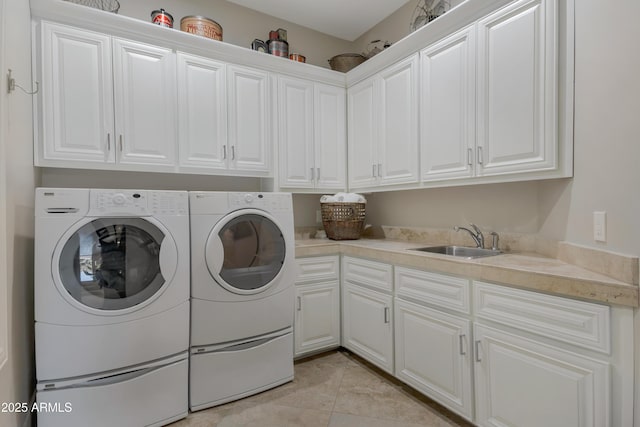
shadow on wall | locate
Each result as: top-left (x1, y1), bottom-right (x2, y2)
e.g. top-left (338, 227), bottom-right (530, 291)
top-left (364, 181), bottom-right (542, 234)
top-left (11, 231), bottom-right (36, 426)
top-left (537, 178), bottom-right (573, 242)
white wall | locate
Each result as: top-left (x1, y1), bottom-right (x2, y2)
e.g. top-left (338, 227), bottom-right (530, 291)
top-left (351, 0), bottom-right (465, 56)
top-left (118, 0), bottom-right (354, 68)
top-left (0, 0), bottom-right (39, 425)
top-left (538, 0), bottom-right (640, 256)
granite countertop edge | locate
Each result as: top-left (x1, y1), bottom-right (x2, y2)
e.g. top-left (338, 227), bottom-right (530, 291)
top-left (294, 238), bottom-right (639, 308)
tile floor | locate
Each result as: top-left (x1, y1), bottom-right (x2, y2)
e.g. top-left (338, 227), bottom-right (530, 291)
top-left (171, 349), bottom-right (473, 427)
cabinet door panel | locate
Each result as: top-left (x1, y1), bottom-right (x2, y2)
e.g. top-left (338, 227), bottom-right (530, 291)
top-left (294, 282), bottom-right (340, 357)
top-left (278, 77), bottom-right (314, 187)
top-left (474, 323), bottom-right (610, 427)
top-left (421, 26), bottom-right (475, 181)
top-left (315, 84), bottom-right (346, 190)
top-left (228, 65), bottom-right (270, 173)
top-left (40, 22), bottom-right (114, 163)
top-left (378, 54), bottom-right (419, 186)
top-left (113, 38), bottom-right (176, 167)
top-left (177, 53), bottom-right (227, 170)
top-left (342, 283), bottom-right (393, 374)
top-left (476, 0), bottom-right (557, 176)
top-left (347, 78), bottom-right (377, 189)
top-left (395, 300), bottom-right (473, 420)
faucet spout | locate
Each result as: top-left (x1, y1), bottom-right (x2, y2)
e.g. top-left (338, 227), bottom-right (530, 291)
top-left (454, 224), bottom-right (485, 248)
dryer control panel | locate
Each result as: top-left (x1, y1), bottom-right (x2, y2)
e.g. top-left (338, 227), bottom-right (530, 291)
top-left (228, 193), bottom-right (292, 212)
top-left (89, 190), bottom-right (188, 216)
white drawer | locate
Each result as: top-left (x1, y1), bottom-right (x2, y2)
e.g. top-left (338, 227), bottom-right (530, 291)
top-left (296, 255), bottom-right (340, 284)
top-left (342, 256), bottom-right (393, 293)
top-left (395, 267), bottom-right (470, 314)
top-left (474, 281), bottom-right (611, 354)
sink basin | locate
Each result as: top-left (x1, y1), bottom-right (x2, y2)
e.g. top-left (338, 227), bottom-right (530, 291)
top-left (410, 245), bottom-right (502, 259)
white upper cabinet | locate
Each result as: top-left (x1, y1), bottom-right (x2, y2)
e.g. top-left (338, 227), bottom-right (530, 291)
top-left (314, 84), bottom-right (346, 189)
top-left (113, 38), bottom-right (176, 167)
top-left (377, 54), bottom-right (420, 186)
top-left (227, 65), bottom-right (271, 173)
top-left (348, 54), bottom-right (419, 190)
top-left (36, 22), bottom-right (177, 171)
top-left (278, 76), bottom-right (315, 187)
top-left (347, 77), bottom-right (377, 189)
top-left (177, 53), bottom-right (227, 171)
top-left (177, 56), bottom-right (273, 176)
top-left (420, 26), bottom-right (476, 181)
top-left (278, 76), bottom-right (346, 190)
top-left (38, 22), bottom-right (114, 164)
top-left (476, 0), bottom-right (557, 176)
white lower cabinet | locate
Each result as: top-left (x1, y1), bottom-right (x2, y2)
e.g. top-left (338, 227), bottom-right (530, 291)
top-left (473, 323), bottom-right (610, 427)
top-left (299, 256), bottom-right (621, 426)
top-left (395, 299), bottom-right (473, 421)
top-left (342, 282), bottom-right (394, 374)
top-left (294, 282), bottom-right (340, 357)
top-left (341, 256), bottom-right (394, 374)
top-left (294, 256), bottom-right (341, 358)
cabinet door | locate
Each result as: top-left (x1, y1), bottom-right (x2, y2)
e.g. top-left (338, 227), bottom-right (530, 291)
top-left (347, 78), bottom-right (377, 189)
top-left (177, 53), bottom-right (227, 171)
top-left (294, 281), bottom-right (341, 357)
top-left (476, 0), bottom-right (557, 176)
top-left (113, 38), bottom-right (176, 167)
top-left (395, 299), bottom-right (473, 421)
top-left (378, 54), bottom-right (419, 186)
top-left (39, 22), bottom-right (114, 164)
top-left (342, 283), bottom-right (393, 374)
top-left (278, 76), bottom-right (314, 187)
top-left (474, 323), bottom-right (610, 427)
top-left (227, 65), bottom-right (271, 173)
top-left (421, 26), bottom-right (476, 182)
top-left (314, 84), bottom-right (346, 190)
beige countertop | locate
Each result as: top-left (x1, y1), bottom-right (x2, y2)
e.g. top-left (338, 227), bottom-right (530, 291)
top-left (295, 238), bottom-right (639, 308)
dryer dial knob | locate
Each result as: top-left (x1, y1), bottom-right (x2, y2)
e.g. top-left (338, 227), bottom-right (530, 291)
top-left (244, 194), bottom-right (254, 203)
top-left (112, 193), bottom-right (127, 205)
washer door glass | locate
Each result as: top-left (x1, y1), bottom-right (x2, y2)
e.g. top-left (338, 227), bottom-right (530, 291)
top-left (58, 218), bottom-right (166, 310)
top-left (215, 213), bottom-right (286, 292)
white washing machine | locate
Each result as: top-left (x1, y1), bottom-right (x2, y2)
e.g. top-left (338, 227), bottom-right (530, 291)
top-left (189, 191), bottom-right (296, 411)
top-left (34, 188), bottom-right (190, 427)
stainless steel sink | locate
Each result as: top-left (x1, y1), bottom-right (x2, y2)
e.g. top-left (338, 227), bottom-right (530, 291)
top-left (410, 245), bottom-right (502, 259)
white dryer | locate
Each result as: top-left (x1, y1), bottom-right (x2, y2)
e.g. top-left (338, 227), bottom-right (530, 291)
top-left (189, 191), bottom-right (296, 411)
top-left (35, 188), bottom-right (190, 427)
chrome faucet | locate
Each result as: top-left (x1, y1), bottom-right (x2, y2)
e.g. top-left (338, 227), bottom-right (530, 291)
top-left (490, 231), bottom-right (500, 251)
top-left (454, 223), bottom-right (485, 248)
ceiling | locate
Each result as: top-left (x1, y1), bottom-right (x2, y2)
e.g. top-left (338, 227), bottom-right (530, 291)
top-left (226, 0), bottom-right (413, 41)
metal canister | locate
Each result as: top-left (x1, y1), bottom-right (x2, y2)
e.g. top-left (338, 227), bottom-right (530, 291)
top-left (151, 9), bottom-right (173, 28)
top-left (267, 39), bottom-right (288, 58)
top-left (180, 16), bottom-right (223, 41)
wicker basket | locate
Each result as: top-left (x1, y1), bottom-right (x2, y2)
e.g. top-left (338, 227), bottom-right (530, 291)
top-left (321, 202), bottom-right (366, 240)
top-left (328, 54), bottom-right (366, 72)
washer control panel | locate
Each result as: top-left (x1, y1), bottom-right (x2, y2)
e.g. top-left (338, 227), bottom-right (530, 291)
top-left (228, 193), bottom-right (292, 212)
top-left (89, 190), bottom-right (188, 216)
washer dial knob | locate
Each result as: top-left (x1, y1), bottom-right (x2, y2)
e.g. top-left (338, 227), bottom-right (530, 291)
top-left (244, 194), bottom-right (254, 204)
top-left (112, 193), bottom-right (127, 205)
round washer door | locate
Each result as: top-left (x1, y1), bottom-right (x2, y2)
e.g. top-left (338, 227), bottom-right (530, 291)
top-left (52, 217), bottom-right (178, 314)
top-left (205, 209), bottom-right (287, 295)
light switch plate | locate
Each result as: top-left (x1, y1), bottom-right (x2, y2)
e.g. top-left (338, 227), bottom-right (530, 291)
top-left (593, 211), bottom-right (606, 242)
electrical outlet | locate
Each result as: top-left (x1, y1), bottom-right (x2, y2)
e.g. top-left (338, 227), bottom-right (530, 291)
top-left (316, 210), bottom-right (322, 224)
top-left (593, 211), bottom-right (606, 242)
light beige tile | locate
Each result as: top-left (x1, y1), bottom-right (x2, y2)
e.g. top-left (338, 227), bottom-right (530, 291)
top-left (332, 364), bottom-right (448, 425)
top-left (243, 351), bottom-right (349, 411)
top-left (329, 412), bottom-right (459, 427)
top-left (216, 401), bottom-right (332, 427)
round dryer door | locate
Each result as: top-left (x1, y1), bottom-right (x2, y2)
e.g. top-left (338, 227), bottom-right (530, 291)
top-left (55, 217), bottom-right (177, 312)
top-left (205, 209), bottom-right (287, 295)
